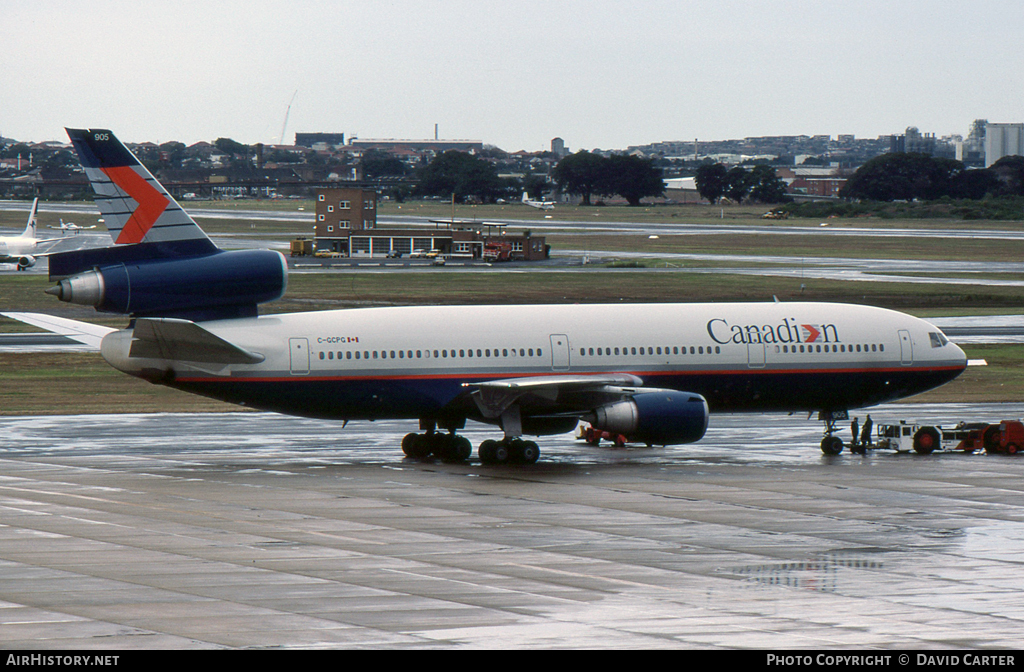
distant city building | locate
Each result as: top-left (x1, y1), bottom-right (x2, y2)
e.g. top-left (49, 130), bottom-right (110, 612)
top-left (294, 132), bottom-right (346, 149)
top-left (891, 127), bottom-right (935, 155)
top-left (350, 138), bottom-right (483, 154)
top-left (551, 137), bottom-right (568, 157)
top-left (956, 119), bottom-right (987, 167)
top-left (984, 123), bottom-right (1024, 167)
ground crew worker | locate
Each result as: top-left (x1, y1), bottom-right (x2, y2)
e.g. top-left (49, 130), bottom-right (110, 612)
top-left (860, 415), bottom-right (873, 449)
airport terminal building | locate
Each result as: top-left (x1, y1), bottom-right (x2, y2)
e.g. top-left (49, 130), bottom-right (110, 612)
top-left (313, 187), bottom-right (547, 261)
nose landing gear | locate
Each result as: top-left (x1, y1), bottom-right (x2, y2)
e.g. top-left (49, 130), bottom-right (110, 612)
top-left (818, 410), bottom-right (849, 455)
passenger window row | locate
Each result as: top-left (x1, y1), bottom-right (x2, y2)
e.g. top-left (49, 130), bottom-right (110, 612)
top-left (777, 343), bottom-right (884, 354)
top-left (318, 347), bottom-right (544, 362)
top-left (579, 345), bottom-right (722, 357)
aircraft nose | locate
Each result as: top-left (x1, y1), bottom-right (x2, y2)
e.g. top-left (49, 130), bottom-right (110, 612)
top-left (954, 341), bottom-right (968, 368)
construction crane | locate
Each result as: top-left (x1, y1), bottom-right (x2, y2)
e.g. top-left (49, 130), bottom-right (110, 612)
top-left (279, 90), bottom-right (297, 145)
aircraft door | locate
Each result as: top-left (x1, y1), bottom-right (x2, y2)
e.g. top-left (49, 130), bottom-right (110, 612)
top-left (290, 337), bottom-right (310, 375)
top-left (747, 342), bottom-right (766, 368)
top-left (898, 329), bottom-right (913, 366)
top-left (550, 334), bottom-right (570, 371)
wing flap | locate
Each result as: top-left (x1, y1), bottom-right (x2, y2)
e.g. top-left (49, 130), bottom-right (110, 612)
top-left (465, 373), bottom-right (644, 391)
top-left (130, 318), bottom-right (264, 364)
top-left (462, 373), bottom-right (644, 419)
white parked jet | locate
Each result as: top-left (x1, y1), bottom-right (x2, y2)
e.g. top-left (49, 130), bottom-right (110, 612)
top-left (8, 129), bottom-right (968, 463)
top-left (0, 198), bottom-right (60, 270)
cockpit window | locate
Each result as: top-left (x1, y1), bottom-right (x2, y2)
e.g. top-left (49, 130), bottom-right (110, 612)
top-left (929, 332), bottom-right (949, 348)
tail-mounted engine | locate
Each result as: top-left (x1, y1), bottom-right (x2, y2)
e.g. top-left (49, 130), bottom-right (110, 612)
top-left (47, 248), bottom-right (287, 321)
top-left (586, 391), bottom-right (709, 446)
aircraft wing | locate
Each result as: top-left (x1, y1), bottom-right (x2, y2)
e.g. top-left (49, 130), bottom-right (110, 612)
top-left (462, 373), bottom-right (644, 419)
top-left (129, 318), bottom-right (265, 364)
top-left (1, 312), bottom-right (116, 351)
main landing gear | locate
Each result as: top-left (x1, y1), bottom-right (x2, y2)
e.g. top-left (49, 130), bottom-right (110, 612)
top-left (401, 430), bottom-right (472, 462)
top-left (402, 413), bottom-right (542, 465)
top-left (478, 437), bottom-right (540, 465)
top-left (401, 432), bottom-right (541, 465)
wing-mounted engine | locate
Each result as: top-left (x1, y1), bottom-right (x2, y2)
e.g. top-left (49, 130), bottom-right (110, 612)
top-left (462, 375), bottom-right (709, 446)
top-left (16, 255), bottom-right (35, 270)
top-left (585, 391), bottom-right (709, 446)
top-left (46, 248), bottom-right (288, 321)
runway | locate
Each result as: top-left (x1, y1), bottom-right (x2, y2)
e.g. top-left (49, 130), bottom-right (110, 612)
top-left (2, 404), bottom-right (1024, 649)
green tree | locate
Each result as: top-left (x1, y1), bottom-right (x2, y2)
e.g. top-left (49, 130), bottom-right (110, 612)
top-left (951, 168), bottom-right (1000, 200)
top-left (694, 163), bottom-right (728, 203)
top-left (989, 155), bottom-right (1024, 196)
top-left (746, 165), bottom-right (791, 203)
top-left (362, 149), bottom-right (408, 179)
top-left (552, 150), bottom-right (606, 205)
top-left (601, 154), bottom-right (665, 206)
top-left (840, 153), bottom-right (964, 201)
top-left (725, 166), bottom-right (752, 202)
top-left (214, 137), bottom-right (249, 156)
top-left (523, 174), bottom-right (549, 200)
top-left (417, 150), bottom-right (502, 203)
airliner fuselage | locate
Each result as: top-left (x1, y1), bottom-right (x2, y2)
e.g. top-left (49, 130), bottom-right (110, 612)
top-left (101, 301), bottom-right (965, 427)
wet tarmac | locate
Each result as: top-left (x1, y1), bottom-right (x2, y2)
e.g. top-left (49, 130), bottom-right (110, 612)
top-left (2, 404), bottom-right (1024, 649)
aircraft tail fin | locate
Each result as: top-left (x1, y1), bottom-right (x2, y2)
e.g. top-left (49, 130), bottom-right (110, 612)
top-left (52, 129), bottom-right (221, 280)
top-left (22, 198), bottom-right (38, 238)
top-left (64, 128), bottom-right (217, 252)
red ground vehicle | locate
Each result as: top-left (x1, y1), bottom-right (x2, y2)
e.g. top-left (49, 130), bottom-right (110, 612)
top-left (577, 423), bottom-right (629, 448)
top-left (483, 241), bottom-right (513, 262)
top-left (962, 421), bottom-right (1024, 454)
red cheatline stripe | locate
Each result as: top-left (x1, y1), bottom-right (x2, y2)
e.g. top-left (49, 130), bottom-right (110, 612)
top-left (175, 364), bottom-right (966, 384)
top-left (102, 166), bottom-right (169, 244)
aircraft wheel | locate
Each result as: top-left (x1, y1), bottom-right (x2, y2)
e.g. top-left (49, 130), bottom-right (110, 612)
top-left (402, 433), bottom-right (431, 458)
top-left (440, 435), bottom-right (472, 462)
top-left (478, 439), bottom-right (497, 464)
top-left (480, 440), bottom-right (511, 465)
top-left (492, 441), bottom-right (510, 464)
top-left (820, 435), bottom-right (843, 455)
top-left (913, 426), bottom-right (940, 454)
top-left (514, 440), bottom-right (540, 464)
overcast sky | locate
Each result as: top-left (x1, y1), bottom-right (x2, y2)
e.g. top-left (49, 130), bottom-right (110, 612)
top-left (3, 0), bottom-right (1021, 152)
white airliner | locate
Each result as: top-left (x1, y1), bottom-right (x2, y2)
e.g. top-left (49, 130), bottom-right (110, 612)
top-left (5, 129), bottom-right (968, 463)
top-left (522, 191), bottom-right (555, 210)
top-left (0, 198), bottom-right (60, 270)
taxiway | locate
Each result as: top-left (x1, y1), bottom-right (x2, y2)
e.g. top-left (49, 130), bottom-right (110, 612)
top-left (2, 404), bottom-right (1023, 649)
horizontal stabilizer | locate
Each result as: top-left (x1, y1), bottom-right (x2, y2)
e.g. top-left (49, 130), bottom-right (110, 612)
top-left (130, 318), bottom-right (265, 364)
top-left (1, 312), bottom-right (116, 351)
